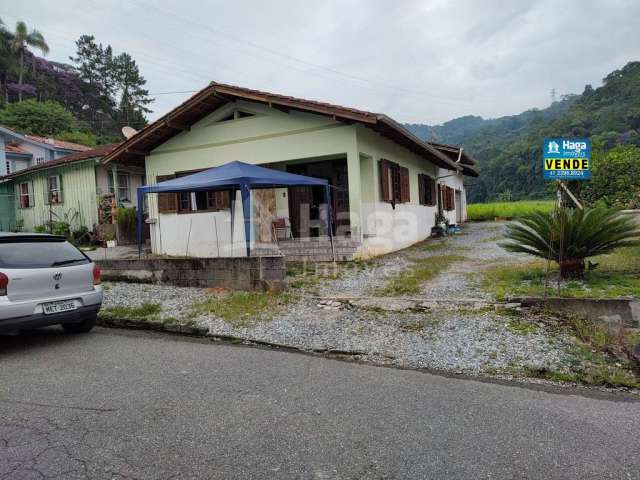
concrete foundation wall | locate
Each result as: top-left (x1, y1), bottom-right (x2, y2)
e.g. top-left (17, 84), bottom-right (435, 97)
top-left (517, 296), bottom-right (639, 328)
top-left (97, 256), bottom-right (286, 291)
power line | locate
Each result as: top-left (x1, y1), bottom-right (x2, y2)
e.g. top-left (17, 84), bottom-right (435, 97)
top-left (128, 0), bottom-right (494, 107)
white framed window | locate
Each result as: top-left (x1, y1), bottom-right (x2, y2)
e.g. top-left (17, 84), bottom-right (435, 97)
top-left (35, 157), bottom-right (45, 165)
top-left (18, 182), bottom-right (33, 209)
top-left (47, 175), bottom-right (63, 204)
top-left (5, 161), bottom-right (10, 175)
top-left (108, 172), bottom-right (130, 202)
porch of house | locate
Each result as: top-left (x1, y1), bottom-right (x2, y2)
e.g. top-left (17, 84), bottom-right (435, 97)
top-left (250, 156), bottom-right (361, 261)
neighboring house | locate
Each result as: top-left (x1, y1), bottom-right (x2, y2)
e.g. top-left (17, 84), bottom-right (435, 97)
top-left (103, 82), bottom-right (478, 259)
top-left (0, 143), bottom-right (145, 234)
top-left (0, 125), bottom-right (92, 176)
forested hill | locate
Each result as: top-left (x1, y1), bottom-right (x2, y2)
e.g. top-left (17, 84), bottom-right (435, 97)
top-left (406, 61), bottom-right (640, 203)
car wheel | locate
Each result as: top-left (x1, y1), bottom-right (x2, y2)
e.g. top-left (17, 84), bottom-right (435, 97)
top-left (62, 314), bottom-right (97, 334)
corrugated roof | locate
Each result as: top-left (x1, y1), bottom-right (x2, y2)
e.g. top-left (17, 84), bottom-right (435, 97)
top-left (103, 82), bottom-right (469, 174)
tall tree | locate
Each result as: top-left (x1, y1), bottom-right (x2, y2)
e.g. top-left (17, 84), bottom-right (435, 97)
top-left (9, 20), bottom-right (49, 101)
top-left (113, 52), bottom-right (152, 125)
top-left (0, 18), bottom-right (16, 105)
top-left (69, 35), bottom-right (116, 135)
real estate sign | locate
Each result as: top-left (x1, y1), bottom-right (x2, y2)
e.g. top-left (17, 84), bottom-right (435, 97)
top-left (543, 138), bottom-right (590, 180)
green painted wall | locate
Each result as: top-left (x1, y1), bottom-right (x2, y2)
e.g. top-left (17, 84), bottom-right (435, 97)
top-left (0, 181), bottom-right (16, 231)
top-left (14, 159), bottom-right (99, 232)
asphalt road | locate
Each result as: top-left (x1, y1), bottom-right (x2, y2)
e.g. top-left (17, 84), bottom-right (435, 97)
top-left (1, 327), bottom-right (639, 480)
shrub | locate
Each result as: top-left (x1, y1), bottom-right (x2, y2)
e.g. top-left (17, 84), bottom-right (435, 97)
top-left (57, 130), bottom-right (97, 147)
top-left (51, 220), bottom-right (71, 238)
top-left (72, 225), bottom-right (90, 244)
top-left (117, 207), bottom-right (136, 231)
top-left (0, 99), bottom-right (75, 136)
top-left (500, 207), bottom-right (640, 278)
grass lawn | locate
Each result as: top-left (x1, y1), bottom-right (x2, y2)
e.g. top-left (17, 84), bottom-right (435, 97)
top-left (480, 246), bottom-right (640, 300)
top-left (467, 200), bottom-right (554, 222)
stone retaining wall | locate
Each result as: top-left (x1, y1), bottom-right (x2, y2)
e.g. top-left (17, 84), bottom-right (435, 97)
top-left (97, 256), bottom-right (286, 291)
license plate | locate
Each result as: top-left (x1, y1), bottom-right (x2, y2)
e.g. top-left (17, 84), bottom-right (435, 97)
top-left (43, 300), bottom-right (77, 315)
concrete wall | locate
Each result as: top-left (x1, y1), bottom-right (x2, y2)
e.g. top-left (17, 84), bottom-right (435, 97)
top-left (518, 296), bottom-right (639, 328)
top-left (15, 159), bottom-right (99, 232)
top-left (97, 256), bottom-right (286, 291)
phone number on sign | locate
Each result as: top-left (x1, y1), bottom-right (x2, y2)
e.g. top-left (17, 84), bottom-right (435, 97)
top-left (548, 170), bottom-right (588, 177)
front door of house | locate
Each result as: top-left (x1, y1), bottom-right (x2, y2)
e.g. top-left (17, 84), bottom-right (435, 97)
top-left (286, 159), bottom-right (350, 237)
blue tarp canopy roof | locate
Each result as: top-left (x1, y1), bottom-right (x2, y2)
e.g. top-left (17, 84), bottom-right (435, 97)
top-left (138, 160), bottom-right (328, 194)
top-left (136, 160), bottom-right (333, 258)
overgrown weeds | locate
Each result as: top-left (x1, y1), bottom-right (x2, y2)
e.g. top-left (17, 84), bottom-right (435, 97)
top-left (190, 291), bottom-right (293, 328)
top-left (100, 302), bottom-right (162, 320)
top-left (375, 255), bottom-right (466, 296)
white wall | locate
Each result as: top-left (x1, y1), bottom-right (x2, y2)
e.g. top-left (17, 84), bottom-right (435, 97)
top-left (150, 190), bottom-right (247, 257)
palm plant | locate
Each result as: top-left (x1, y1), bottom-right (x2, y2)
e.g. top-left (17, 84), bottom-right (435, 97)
top-left (9, 20), bottom-right (49, 101)
top-left (500, 207), bottom-right (640, 279)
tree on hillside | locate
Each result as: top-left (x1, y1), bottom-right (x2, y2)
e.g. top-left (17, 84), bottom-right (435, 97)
top-left (69, 35), bottom-right (152, 139)
top-left (0, 18), bottom-right (16, 104)
top-left (0, 99), bottom-right (75, 136)
top-left (69, 35), bottom-right (116, 121)
top-left (580, 145), bottom-right (640, 209)
top-left (8, 20), bottom-right (49, 101)
top-left (113, 52), bottom-right (153, 125)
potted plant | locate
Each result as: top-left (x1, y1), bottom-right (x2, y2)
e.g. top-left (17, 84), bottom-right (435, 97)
top-left (105, 231), bottom-right (117, 248)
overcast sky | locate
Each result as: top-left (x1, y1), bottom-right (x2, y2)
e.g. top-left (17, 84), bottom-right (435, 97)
top-left (3, 0), bottom-right (640, 125)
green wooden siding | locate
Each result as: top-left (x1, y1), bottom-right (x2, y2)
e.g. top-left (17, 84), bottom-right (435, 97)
top-left (0, 182), bottom-right (16, 231)
top-left (15, 160), bottom-right (99, 232)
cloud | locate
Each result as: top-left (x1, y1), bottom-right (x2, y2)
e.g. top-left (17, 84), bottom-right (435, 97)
top-left (4, 0), bottom-right (640, 125)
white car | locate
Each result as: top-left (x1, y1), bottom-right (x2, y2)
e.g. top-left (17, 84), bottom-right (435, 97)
top-left (0, 233), bottom-right (103, 334)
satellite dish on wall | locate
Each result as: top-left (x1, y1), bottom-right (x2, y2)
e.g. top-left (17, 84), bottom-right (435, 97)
top-left (121, 126), bottom-right (138, 139)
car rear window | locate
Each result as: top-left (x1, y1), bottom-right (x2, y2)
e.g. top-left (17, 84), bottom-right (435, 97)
top-left (0, 239), bottom-right (90, 269)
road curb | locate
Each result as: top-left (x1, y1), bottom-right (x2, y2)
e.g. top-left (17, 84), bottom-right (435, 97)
top-left (96, 316), bottom-right (367, 356)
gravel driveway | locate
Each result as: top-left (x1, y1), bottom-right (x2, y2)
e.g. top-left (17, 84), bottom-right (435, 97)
top-left (103, 281), bottom-right (571, 375)
top-left (101, 223), bottom-right (582, 378)
top-left (310, 221), bottom-right (528, 299)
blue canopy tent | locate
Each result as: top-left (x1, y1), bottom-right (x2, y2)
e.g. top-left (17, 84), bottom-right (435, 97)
top-left (136, 160), bottom-right (332, 258)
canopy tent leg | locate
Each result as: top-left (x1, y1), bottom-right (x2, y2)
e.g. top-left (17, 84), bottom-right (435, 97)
top-left (325, 184), bottom-right (336, 262)
top-left (241, 183), bottom-right (251, 257)
top-left (230, 187), bottom-right (236, 257)
top-left (136, 189), bottom-right (145, 258)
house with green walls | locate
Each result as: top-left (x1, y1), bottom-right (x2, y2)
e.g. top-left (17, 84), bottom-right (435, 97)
top-left (0, 143), bottom-right (145, 235)
top-left (0, 180), bottom-right (15, 231)
top-left (103, 82), bottom-right (478, 259)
